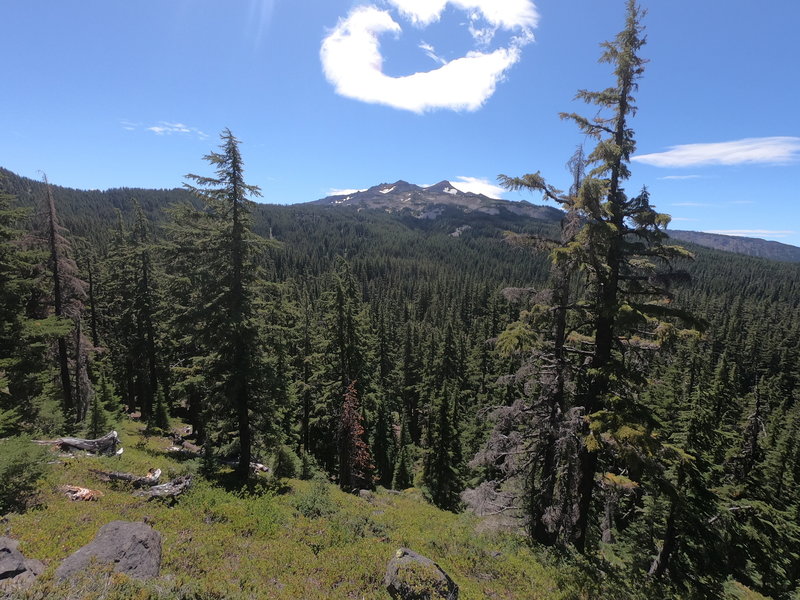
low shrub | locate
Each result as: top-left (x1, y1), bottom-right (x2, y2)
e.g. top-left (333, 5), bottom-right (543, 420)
top-left (271, 444), bottom-right (301, 479)
top-left (294, 475), bottom-right (337, 519)
top-left (0, 436), bottom-right (49, 515)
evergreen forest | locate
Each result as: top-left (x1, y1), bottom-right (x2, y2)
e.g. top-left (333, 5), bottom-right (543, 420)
top-left (1, 3), bottom-right (799, 598)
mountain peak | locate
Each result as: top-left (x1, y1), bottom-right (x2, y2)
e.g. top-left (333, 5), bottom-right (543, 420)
top-left (310, 178), bottom-right (564, 222)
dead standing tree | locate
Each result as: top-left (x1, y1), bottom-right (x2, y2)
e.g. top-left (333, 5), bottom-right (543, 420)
top-left (37, 173), bottom-right (92, 422)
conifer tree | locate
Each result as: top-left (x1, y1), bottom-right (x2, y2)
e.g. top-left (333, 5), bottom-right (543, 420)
top-left (102, 203), bottom-right (162, 419)
top-left (421, 385), bottom-right (462, 511)
top-left (180, 128), bottom-right (267, 479)
top-left (392, 417), bottom-right (414, 490)
top-left (87, 386), bottom-right (110, 439)
top-left (0, 184), bottom-right (57, 433)
top-left (36, 174), bottom-right (90, 423)
top-left (338, 380), bottom-right (374, 491)
top-left (310, 258), bottom-right (374, 472)
top-left (372, 395), bottom-right (395, 487)
top-left (475, 0), bottom-right (701, 557)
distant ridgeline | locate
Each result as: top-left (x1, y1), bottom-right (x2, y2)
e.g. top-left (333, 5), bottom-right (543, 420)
top-left (3, 167), bottom-right (799, 263)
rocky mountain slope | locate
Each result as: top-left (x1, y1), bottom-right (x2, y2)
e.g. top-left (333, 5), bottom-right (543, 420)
top-left (311, 179), bottom-right (565, 222)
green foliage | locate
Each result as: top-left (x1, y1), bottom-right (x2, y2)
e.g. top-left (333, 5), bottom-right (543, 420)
top-left (392, 443), bottom-right (415, 490)
top-left (294, 475), bottom-right (337, 519)
top-left (167, 129), bottom-right (272, 480)
top-left (299, 449), bottom-right (324, 481)
top-left (86, 390), bottom-right (111, 439)
top-left (0, 436), bottom-right (49, 515)
top-left (272, 443), bottom-right (301, 479)
top-left (149, 388), bottom-right (170, 432)
top-left (421, 386), bottom-right (462, 511)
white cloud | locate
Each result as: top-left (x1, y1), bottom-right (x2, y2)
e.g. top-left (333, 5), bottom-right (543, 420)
top-left (633, 137), bottom-right (800, 168)
top-left (419, 42), bottom-right (446, 65)
top-left (705, 229), bottom-right (796, 239)
top-left (669, 217), bottom-right (698, 222)
top-left (449, 176), bottom-right (505, 198)
top-left (125, 120), bottom-right (208, 139)
top-left (146, 121), bottom-right (208, 138)
top-left (320, 3), bottom-right (535, 113)
top-left (328, 187), bottom-right (366, 196)
top-left (658, 175), bottom-right (703, 180)
top-left (671, 202), bottom-right (713, 207)
top-left (386, 0), bottom-right (539, 30)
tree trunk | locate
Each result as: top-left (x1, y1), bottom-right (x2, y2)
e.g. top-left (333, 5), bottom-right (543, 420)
top-left (35, 430), bottom-right (119, 453)
top-left (45, 178), bottom-right (73, 415)
top-left (87, 257), bottom-right (99, 348)
top-left (90, 468), bottom-right (161, 487)
top-left (133, 475), bottom-right (192, 499)
top-left (649, 503), bottom-right (678, 578)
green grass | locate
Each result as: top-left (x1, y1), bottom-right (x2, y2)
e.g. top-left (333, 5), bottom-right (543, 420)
top-left (1, 420), bottom-right (772, 599)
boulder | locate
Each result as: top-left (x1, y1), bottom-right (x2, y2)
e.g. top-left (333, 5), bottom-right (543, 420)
top-left (385, 548), bottom-right (458, 600)
top-left (55, 521), bottom-right (161, 581)
top-left (0, 537), bottom-right (44, 589)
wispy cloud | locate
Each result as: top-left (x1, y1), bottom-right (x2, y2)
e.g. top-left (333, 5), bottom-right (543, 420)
top-left (246, 0), bottom-right (276, 48)
top-left (419, 42), bottom-right (446, 65)
top-left (658, 174), bottom-right (703, 180)
top-left (123, 120), bottom-right (208, 139)
top-left (146, 121), bottom-right (208, 138)
top-left (671, 202), bottom-right (713, 207)
top-left (328, 187), bottom-right (366, 196)
top-left (633, 137), bottom-right (800, 168)
top-left (670, 217), bottom-right (698, 222)
top-left (320, 2), bottom-right (536, 113)
top-left (450, 176), bottom-right (505, 198)
top-left (705, 229), bottom-right (796, 239)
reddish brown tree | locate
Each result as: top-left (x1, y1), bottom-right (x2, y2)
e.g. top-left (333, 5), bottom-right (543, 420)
top-left (338, 380), bottom-right (374, 491)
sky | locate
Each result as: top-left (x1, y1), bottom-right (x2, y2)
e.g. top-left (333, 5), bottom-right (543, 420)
top-left (2, 0), bottom-right (799, 245)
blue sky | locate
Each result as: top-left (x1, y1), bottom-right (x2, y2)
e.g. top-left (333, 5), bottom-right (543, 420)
top-left (2, 0), bottom-right (799, 245)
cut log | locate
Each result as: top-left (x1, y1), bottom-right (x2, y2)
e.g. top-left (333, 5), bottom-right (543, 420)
top-left (59, 485), bottom-right (104, 501)
top-left (34, 431), bottom-right (119, 455)
top-left (134, 475), bottom-right (192, 500)
top-left (90, 468), bottom-right (162, 488)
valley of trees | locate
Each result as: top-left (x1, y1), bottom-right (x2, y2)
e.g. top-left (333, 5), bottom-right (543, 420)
top-left (2, 2), bottom-right (800, 598)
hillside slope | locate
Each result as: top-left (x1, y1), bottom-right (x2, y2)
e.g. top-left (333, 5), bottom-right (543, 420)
top-left (669, 229), bottom-right (800, 263)
top-left (0, 421), bottom-right (640, 599)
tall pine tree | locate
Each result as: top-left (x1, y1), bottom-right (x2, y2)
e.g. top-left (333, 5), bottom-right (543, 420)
top-left (181, 129), bottom-right (267, 479)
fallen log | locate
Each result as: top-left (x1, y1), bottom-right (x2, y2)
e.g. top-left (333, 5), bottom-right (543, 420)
top-left (134, 475), bottom-right (192, 500)
top-left (59, 485), bottom-right (104, 501)
top-left (90, 468), bottom-right (162, 488)
top-left (221, 460), bottom-right (270, 473)
top-left (34, 431), bottom-right (119, 455)
top-left (166, 445), bottom-right (200, 457)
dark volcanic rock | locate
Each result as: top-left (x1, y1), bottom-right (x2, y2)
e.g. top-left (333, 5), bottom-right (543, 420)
top-left (0, 537), bottom-right (44, 589)
top-left (312, 179), bottom-right (564, 223)
top-left (55, 521), bottom-right (161, 581)
top-left (385, 547), bottom-right (458, 600)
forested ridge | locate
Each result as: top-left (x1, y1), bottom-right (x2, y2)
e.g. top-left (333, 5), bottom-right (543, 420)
top-left (2, 3), bottom-right (800, 598)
